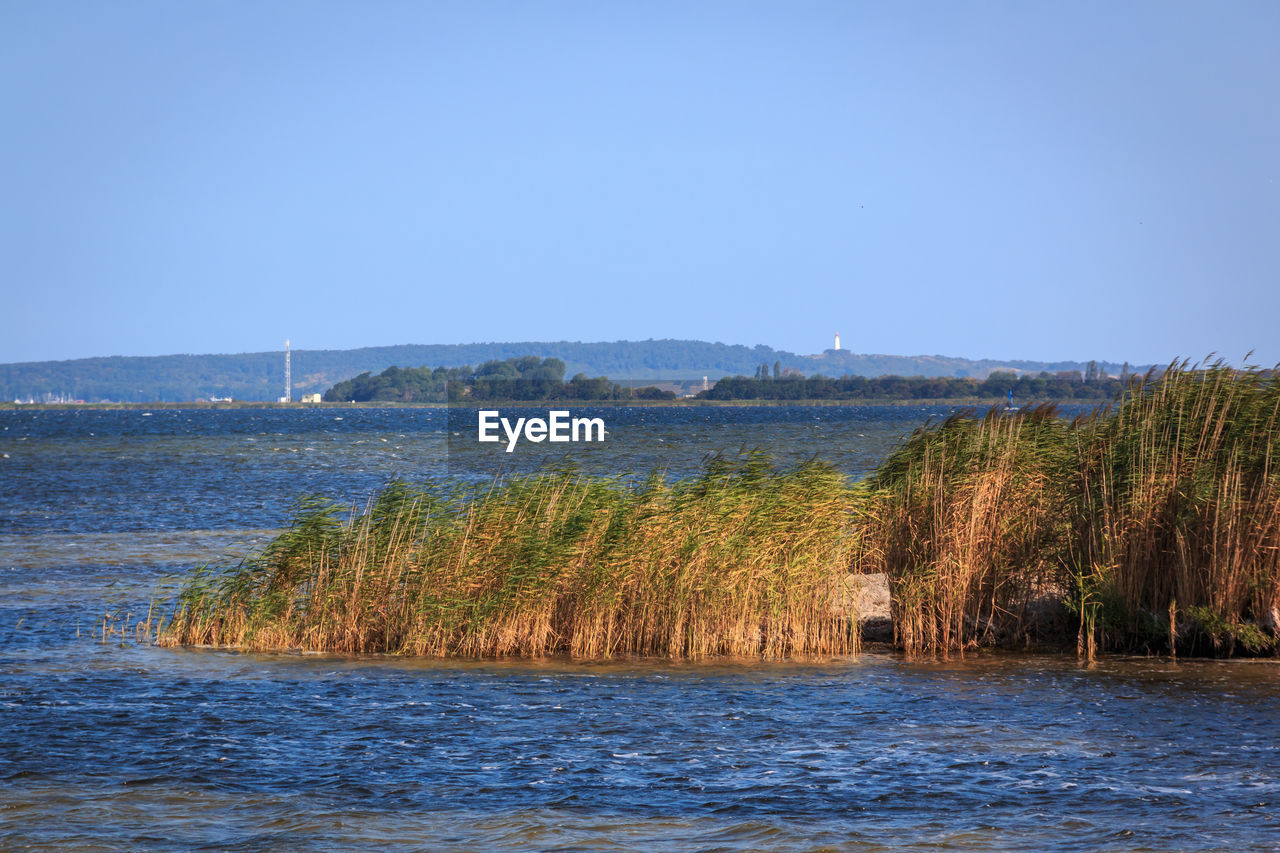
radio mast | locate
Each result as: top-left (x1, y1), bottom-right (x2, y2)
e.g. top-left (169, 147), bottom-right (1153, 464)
top-left (284, 339), bottom-right (292, 403)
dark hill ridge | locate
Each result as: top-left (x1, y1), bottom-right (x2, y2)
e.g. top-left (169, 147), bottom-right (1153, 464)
top-left (0, 340), bottom-right (1141, 403)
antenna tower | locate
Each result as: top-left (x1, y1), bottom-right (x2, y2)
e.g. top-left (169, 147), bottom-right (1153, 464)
top-left (284, 339), bottom-right (292, 403)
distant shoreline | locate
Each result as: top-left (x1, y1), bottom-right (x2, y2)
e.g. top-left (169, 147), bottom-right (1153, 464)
top-left (0, 397), bottom-right (1093, 411)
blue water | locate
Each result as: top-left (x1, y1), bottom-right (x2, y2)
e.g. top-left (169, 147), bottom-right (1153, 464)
top-left (2, 406), bottom-right (1277, 850)
top-left (0, 404), bottom-right (947, 534)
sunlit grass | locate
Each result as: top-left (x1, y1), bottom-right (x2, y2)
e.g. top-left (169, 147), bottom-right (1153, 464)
top-left (160, 361), bottom-right (1280, 659)
top-left (852, 360), bottom-right (1280, 657)
top-left (159, 454), bottom-right (859, 659)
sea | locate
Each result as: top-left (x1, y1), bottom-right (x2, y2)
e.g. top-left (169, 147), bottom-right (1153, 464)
top-left (1, 405), bottom-right (1277, 851)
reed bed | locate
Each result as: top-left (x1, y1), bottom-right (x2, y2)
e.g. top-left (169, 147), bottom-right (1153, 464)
top-left (853, 361), bottom-right (1280, 656)
top-left (159, 454), bottom-right (860, 659)
top-left (161, 361), bottom-right (1280, 659)
top-left (1081, 361), bottom-right (1280, 655)
top-left (853, 404), bottom-right (1079, 653)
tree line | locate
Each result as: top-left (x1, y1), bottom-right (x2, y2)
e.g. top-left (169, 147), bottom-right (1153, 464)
top-left (699, 364), bottom-right (1136, 402)
top-left (323, 357), bottom-right (677, 403)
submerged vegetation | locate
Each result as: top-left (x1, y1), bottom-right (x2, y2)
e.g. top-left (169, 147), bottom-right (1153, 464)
top-left (161, 360), bottom-right (1280, 659)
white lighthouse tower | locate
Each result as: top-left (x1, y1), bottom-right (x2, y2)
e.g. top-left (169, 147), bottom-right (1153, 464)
top-left (833, 332), bottom-right (841, 351)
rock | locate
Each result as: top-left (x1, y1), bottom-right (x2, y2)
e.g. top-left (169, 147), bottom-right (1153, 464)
top-left (833, 572), bottom-right (894, 643)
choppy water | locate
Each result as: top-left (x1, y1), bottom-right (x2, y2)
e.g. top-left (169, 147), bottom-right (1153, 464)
top-left (2, 406), bottom-right (1278, 850)
top-left (1, 405), bottom-right (946, 534)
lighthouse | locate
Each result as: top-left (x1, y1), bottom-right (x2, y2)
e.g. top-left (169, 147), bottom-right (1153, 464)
top-left (833, 333), bottom-right (841, 351)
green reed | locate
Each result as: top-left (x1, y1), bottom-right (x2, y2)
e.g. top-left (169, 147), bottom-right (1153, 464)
top-left (159, 453), bottom-right (860, 659)
top-left (853, 360), bottom-right (1280, 657)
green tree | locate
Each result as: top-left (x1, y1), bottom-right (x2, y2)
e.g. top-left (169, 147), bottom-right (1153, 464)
top-left (980, 371), bottom-right (1019, 397)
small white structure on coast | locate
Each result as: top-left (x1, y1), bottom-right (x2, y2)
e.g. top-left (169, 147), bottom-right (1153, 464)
top-left (833, 333), bottom-right (841, 351)
top-left (282, 338), bottom-right (292, 403)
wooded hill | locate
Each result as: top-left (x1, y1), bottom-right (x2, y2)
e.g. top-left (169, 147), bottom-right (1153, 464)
top-left (1, 339), bottom-right (1141, 403)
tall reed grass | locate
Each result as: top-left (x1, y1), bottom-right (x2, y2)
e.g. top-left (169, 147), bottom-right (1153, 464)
top-left (161, 362), bottom-right (1279, 659)
top-left (159, 454), bottom-right (860, 659)
top-left (1082, 360), bottom-right (1280, 655)
top-left (853, 404), bottom-right (1079, 653)
top-left (853, 361), bottom-right (1280, 656)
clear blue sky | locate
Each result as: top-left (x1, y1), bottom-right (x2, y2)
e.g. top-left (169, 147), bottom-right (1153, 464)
top-left (3, 1), bottom-right (1277, 366)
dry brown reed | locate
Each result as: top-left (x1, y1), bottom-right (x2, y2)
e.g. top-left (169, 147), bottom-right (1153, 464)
top-left (160, 362), bottom-right (1280, 660)
top-left (852, 405), bottom-right (1078, 653)
top-left (1081, 360), bottom-right (1280, 655)
top-left (853, 361), bottom-right (1280, 657)
top-left (159, 454), bottom-right (860, 659)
